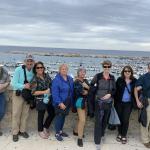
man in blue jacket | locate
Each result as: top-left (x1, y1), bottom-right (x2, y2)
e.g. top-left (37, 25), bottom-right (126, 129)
top-left (11, 54), bottom-right (35, 142)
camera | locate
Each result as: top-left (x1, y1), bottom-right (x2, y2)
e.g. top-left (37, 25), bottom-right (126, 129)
top-left (16, 90), bottom-right (21, 96)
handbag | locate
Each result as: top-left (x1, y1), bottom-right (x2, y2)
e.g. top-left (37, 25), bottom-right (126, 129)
top-left (98, 100), bottom-right (112, 110)
top-left (75, 97), bottom-right (86, 109)
top-left (22, 89), bottom-right (34, 104)
top-left (36, 97), bottom-right (47, 111)
top-left (109, 105), bottom-right (120, 125)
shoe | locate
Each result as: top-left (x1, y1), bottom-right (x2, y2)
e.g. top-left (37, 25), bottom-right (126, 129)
top-left (60, 131), bottom-right (68, 137)
top-left (77, 138), bottom-right (83, 147)
top-left (13, 134), bottom-right (19, 142)
top-left (19, 132), bottom-right (29, 138)
top-left (101, 136), bottom-right (105, 143)
top-left (121, 137), bottom-right (127, 144)
top-left (116, 135), bottom-right (122, 142)
top-left (43, 128), bottom-right (50, 137)
top-left (95, 144), bottom-right (101, 150)
top-left (55, 133), bottom-right (63, 141)
top-left (143, 142), bottom-right (150, 148)
top-left (39, 131), bottom-right (49, 139)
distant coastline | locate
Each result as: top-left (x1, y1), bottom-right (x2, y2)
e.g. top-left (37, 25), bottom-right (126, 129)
top-left (0, 45), bottom-right (150, 58)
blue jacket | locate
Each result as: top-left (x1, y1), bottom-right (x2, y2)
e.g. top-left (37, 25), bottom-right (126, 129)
top-left (52, 73), bottom-right (74, 106)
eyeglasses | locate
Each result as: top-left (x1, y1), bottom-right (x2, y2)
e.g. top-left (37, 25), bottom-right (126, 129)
top-left (124, 70), bottom-right (131, 73)
top-left (36, 67), bottom-right (44, 69)
top-left (103, 65), bottom-right (111, 68)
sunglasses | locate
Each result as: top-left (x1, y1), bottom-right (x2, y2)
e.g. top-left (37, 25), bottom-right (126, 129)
top-left (27, 63), bottom-right (33, 66)
top-left (103, 65), bottom-right (111, 68)
top-left (36, 67), bottom-right (44, 69)
top-left (124, 70), bottom-right (131, 73)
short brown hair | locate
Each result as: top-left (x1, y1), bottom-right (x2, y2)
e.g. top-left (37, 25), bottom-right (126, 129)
top-left (101, 60), bottom-right (112, 67)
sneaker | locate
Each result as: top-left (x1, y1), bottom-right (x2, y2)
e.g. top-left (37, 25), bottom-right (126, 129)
top-left (39, 131), bottom-right (49, 139)
top-left (95, 144), bottom-right (101, 150)
top-left (101, 136), bottom-right (106, 143)
top-left (143, 142), bottom-right (150, 148)
top-left (13, 134), bottom-right (19, 142)
top-left (55, 133), bottom-right (63, 141)
top-left (60, 131), bottom-right (68, 137)
top-left (77, 138), bottom-right (83, 147)
top-left (43, 128), bottom-right (50, 137)
top-left (19, 132), bottom-right (29, 138)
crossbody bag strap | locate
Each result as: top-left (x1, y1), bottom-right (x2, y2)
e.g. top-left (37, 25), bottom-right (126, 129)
top-left (125, 83), bottom-right (131, 95)
top-left (22, 65), bottom-right (28, 84)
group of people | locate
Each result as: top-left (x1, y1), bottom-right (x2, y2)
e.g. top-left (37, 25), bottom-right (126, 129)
top-left (0, 54), bottom-right (150, 150)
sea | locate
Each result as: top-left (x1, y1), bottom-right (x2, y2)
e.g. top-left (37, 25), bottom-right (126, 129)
top-left (0, 45), bottom-right (150, 57)
top-left (0, 45), bottom-right (150, 80)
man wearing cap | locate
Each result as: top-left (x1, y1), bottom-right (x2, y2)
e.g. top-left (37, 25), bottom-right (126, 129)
top-left (134, 63), bottom-right (150, 148)
top-left (11, 54), bottom-right (35, 142)
top-left (0, 64), bottom-right (10, 135)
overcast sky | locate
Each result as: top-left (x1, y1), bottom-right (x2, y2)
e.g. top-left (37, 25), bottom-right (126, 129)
top-left (0, 0), bottom-right (150, 51)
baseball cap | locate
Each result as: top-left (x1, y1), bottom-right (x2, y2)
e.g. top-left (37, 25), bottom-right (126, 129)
top-left (25, 54), bottom-right (34, 61)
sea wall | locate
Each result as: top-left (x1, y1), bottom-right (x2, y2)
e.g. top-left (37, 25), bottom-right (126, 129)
top-left (1, 89), bottom-right (140, 135)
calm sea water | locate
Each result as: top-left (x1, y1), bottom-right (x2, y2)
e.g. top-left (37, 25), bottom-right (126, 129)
top-left (0, 45), bottom-right (150, 57)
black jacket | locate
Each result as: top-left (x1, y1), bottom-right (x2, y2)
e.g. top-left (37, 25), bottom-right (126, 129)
top-left (114, 77), bottom-right (137, 106)
top-left (88, 72), bottom-right (116, 116)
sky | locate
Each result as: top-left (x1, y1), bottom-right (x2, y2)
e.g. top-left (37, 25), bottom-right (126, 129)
top-left (0, 0), bottom-right (150, 51)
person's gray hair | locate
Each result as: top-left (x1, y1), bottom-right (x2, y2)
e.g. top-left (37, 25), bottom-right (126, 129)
top-left (77, 67), bottom-right (86, 76)
top-left (59, 64), bottom-right (68, 72)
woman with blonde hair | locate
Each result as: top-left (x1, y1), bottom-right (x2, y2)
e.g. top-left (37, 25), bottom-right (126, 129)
top-left (52, 64), bottom-right (74, 141)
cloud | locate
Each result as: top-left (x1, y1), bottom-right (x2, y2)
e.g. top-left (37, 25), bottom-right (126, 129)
top-left (0, 0), bottom-right (150, 51)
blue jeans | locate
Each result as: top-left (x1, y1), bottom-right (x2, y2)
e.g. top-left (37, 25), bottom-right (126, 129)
top-left (0, 93), bottom-right (6, 121)
top-left (55, 114), bottom-right (66, 134)
top-left (55, 107), bottom-right (70, 134)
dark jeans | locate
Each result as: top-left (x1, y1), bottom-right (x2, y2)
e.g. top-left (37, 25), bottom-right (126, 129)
top-left (115, 102), bottom-right (132, 137)
top-left (55, 108), bottom-right (69, 134)
top-left (38, 103), bottom-right (55, 132)
top-left (94, 101), bottom-right (111, 144)
top-left (0, 93), bottom-right (6, 121)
